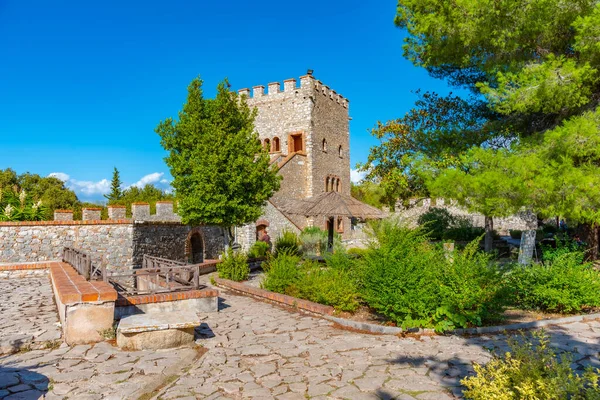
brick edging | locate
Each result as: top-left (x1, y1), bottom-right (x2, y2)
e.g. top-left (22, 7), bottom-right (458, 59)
top-left (0, 261), bottom-right (57, 271)
top-left (49, 262), bottom-right (117, 304)
top-left (213, 278), bottom-right (334, 315)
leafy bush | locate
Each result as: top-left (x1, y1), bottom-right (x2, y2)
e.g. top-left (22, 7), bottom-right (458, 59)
top-left (262, 251), bottom-right (360, 311)
top-left (462, 330), bottom-right (600, 399)
top-left (299, 226), bottom-right (328, 256)
top-left (347, 247), bottom-right (368, 257)
top-left (417, 207), bottom-right (455, 240)
top-left (542, 237), bottom-right (584, 265)
top-left (217, 249), bottom-right (249, 282)
top-left (247, 241), bottom-right (270, 259)
top-left (0, 187), bottom-right (49, 221)
top-left (274, 230), bottom-right (301, 257)
top-left (360, 219), bottom-right (508, 331)
top-left (509, 229), bottom-right (523, 239)
top-left (443, 226), bottom-right (486, 242)
top-left (262, 252), bottom-right (301, 295)
top-left (508, 252), bottom-right (600, 313)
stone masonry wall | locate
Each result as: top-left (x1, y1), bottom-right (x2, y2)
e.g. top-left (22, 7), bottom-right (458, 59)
top-left (391, 198), bottom-right (535, 233)
top-left (0, 222), bottom-right (134, 270)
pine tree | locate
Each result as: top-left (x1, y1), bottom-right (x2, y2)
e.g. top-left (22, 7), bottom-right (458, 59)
top-left (104, 167), bottom-right (123, 204)
top-left (156, 77), bottom-right (281, 244)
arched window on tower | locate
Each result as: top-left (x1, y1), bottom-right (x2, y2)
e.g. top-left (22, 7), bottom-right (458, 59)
top-left (336, 179), bottom-right (341, 192)
top-left (264, 138), bottom-right (271, 152)
top-left (322, 139), bottom-right (327, 152)
top-left (325, 177), bottom-right (330, 192)
top-left (338, 145), bottom-right (343, 158)
top-left (273, 137), bottom-right (280, 152)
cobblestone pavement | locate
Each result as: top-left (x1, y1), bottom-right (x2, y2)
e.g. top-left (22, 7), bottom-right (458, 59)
top-left (0, 342), bottom-right (199, 399)
top-left (1, 275), bottom-right (599, 399)
top-left (0, 277), bottom-right (61, 354)
top-left (158, 289), bottom-right (600, 400)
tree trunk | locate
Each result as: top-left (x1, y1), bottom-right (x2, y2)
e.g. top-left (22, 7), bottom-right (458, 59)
top-left (518, 210), bottom-right (538, 265)
top-left (484, 216), bottom-right (494, 252)
top-left (222, 226), bottom-right (231, 252)
top-left (518, 230), bottom-right (536, 265)
top-left (581, 223), bottom-right (599, 261)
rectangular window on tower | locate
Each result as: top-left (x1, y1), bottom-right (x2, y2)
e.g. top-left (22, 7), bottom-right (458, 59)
top-left (337, 217), bottom-right (343, 233)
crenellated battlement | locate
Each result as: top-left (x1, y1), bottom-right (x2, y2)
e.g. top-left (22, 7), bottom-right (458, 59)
top-left (237, 75), bottom-right (348, 108)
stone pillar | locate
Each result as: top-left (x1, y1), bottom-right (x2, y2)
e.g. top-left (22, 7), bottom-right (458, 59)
top-left (156, 201), bottom-right (174, 218)
top-left (108, 205), bottom-right (126, 220)
top-left (238, 88), bottom-right (250, 97)
top-left (253, 85), bottom-right (264, 97)
top-left (54, 210), bottom-right (73, 221)
top-left (82, 208), bottom-right (102, 221)
top-left (132, 203), bottom-right (150, 221)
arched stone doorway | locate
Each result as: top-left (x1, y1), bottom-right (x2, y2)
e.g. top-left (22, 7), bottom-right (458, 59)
top-left (255, 219), bottom-right (270, 241)
top-left (185, 227), bottom-right (205, 263)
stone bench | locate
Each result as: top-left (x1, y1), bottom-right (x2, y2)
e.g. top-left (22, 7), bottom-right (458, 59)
top-left (48, 262), bottom-right (117, 345)
top-left (116, 311), bottom-right (200, 350)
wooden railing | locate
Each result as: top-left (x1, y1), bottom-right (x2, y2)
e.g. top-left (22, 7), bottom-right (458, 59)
top-left (106, 255), bottom-right (202, 295)
top-left (62, 247), bottom-right (105, 281)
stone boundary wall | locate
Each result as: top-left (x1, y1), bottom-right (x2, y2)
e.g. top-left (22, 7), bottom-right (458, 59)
top-left (390, 198), bottom-right (535, 234)
top-left (0, 261), bottom-right (52, 278)
top-left (0, 221), bottom-right (134, 270)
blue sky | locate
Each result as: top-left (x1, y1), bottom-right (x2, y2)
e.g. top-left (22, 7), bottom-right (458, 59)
top-left (0, 1), bottom-right (452, 201)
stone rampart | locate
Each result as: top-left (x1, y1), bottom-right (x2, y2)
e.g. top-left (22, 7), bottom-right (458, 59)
top-left (391, 198), bottom-right (535, 233)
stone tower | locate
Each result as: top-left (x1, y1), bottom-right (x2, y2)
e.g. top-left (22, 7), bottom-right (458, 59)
top-left (235, 74), bottom-right (352, 247)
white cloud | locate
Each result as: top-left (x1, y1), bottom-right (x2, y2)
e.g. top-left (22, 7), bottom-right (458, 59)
top-left (48, 172), bottom-right (70, 182)
top-left (350, 169), bottom-right (366, 184)
top-left (69, 179), bottom-right (111, 196)
top-left (47, 171), bottom-right (173, 199)
top-left (130, 172), bottom-right (164, 189)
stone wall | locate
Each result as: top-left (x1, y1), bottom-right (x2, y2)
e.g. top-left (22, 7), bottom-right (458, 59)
top-left (390, 198), bottom-right (535, 233)
top-left (0, 221), bottom-right (134, 270)
top-left (236, 201), bottom-right (302, 252)
top-left (0, 221), bottom-right (225, 270)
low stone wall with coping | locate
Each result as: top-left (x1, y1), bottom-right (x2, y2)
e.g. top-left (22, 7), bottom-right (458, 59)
top-left (0, 261), bottom-right (52, 278)
top-left (48, 261), bottom-right (118, 345)
top-left (114, 289), bottom-right (219, 320)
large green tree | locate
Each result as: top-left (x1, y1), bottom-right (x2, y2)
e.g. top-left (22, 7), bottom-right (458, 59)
top-left (366, 0), bottom-right (600, 256)
top-left (156, 77), bottom-right (281, 245)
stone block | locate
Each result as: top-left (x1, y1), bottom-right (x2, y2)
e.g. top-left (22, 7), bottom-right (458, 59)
top-left (107, 206), bottom-right (126, 220)
top-left (131, 203), bottom-right (150, 221)
top-left (116, 312), bottom-right (200, 350)
top-left (82, 208), bottom-right (102, 221)
top-left (63, 302), bottom-right (115, 345)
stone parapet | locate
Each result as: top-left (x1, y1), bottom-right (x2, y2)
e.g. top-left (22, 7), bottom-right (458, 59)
top-left (108, 205), bottom-right (126, 220)
top-left (82, 208), bottom-right (102, 221)
top-left (132, 203), bottom-right (150, 221)
top-left (54, 210), bottom-right (73, 221)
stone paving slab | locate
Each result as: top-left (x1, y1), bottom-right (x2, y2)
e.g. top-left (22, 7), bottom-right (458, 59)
top-left (0, 276), bottom-right (61, 354)
top-left (0, 342), bottom-right (199, 399)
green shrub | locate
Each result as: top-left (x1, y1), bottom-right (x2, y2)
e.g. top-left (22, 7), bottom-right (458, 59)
top-left (296, 261), bottom-right (360, 312)
top-left (360, 219), bottom-right (508, 331)
top-left (347, 247), bottom-right (368, 257)
top-left (417, 207), bottom-right (455, 240)
top-left (262, 252), bottom-right (301, 295)
top-left (462, 330), bottom-right (600, 399)
top-left (217, 249), bottom-right (249, 282)
top-left (509, 229), bottom-right (523, 239)
top-left (274, 230), bottom-right (301, 257)
top-left (508, 252), bottom-right (600, 313)
top-left (542, 237), bottom-right (584, 265)
top-left (263, 251), bottom-right (360, 312)
top-left (299, 226), bottom-right (328, 256)
top-left (443, 226), bottom-right (486, 242)
top-left (248, 241), bottom-right (270, 259)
